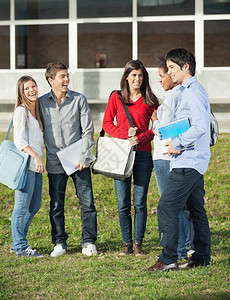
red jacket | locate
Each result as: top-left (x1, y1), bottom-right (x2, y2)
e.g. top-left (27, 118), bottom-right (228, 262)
top-left (102, 91), bottom-right (156, 152)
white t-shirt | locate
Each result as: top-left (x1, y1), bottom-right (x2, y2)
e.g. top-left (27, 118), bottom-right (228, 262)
top-left (153, 85), bottom-right (181, 161)
top-left (13, 106), bottom-right (44, 172)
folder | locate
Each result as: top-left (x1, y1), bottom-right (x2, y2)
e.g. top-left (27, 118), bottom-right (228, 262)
top-left (158, 117), bottom-right (191, 140)
top-left (57, 139), bottom-right (83, 176)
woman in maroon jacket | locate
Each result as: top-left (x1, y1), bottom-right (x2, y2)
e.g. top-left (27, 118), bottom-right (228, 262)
top-left (103, 60), bottom-right (159, 256)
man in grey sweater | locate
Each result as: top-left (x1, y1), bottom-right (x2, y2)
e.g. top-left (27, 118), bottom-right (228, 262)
top-left (39, 62), bottom-right (97, 257)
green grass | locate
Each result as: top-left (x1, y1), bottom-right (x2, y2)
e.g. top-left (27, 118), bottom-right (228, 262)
top-left (0, 133), bottom-right (229, 299)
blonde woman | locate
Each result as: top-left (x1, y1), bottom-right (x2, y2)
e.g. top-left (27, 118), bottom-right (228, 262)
top-left (11, 76), bottom-right (45, 257)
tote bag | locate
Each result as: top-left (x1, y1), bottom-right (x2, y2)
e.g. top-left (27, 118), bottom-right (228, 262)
top-left (92, 93), bottom-right (136, 180)
top-left (92, 135), bottom-right (136, 180)
top-left (0, 119), bottom-right (30, 190)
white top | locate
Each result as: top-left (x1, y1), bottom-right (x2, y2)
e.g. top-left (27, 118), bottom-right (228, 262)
top-left (152, 85), bottom-right (181, 161)
top-left (13, 106), bottom-right (44, 172)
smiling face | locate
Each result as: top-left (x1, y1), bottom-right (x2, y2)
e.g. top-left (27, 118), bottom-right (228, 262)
top-left (48, 69), bottom-right (70, 96)
top-left (23, 80), bottom-right (38, 102)
top-left (158, 67), bottom-right (174, 91)
top-left (166, 60), bottom-right (191, 85)
top-left (126, 68), bottom-right (143, 92)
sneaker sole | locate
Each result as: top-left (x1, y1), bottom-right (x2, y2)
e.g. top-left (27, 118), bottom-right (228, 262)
top-left (82, 250), bottom-right (97, 256)
top-left (50, 250), bottom-right (66, 257)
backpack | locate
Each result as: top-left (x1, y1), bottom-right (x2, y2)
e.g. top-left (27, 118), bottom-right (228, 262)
top-left (210, 110), bottom-right (219, 147)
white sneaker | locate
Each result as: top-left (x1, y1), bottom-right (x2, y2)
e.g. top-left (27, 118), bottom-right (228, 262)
top-left (187, 249), bottom-right (195, 256)
top-left (82, 244), bottom-right (97, 256)
top-left (50, 244), bottom-right (66, 257)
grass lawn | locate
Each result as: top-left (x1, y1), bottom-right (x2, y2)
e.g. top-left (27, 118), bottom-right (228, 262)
top-left (0, 132), bottom-right (229, 299)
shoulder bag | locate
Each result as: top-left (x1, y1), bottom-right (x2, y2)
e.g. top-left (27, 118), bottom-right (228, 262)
top-left (0, 119), bottom-right (31, 190)
top-left (92, 97), bottom-right (136, 180)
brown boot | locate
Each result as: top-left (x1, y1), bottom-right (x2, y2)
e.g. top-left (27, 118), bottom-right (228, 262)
top-left (134, 243), bottom-right (144, 256)
top-left (119, 242), bottom-right (133, 256)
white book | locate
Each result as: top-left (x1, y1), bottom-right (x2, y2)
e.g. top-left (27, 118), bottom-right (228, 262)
top-left (161, 137), bottom-right (171, 154)
top-left (57, 139), bottom-right (83, 176)
top-left (161, 138), bottom-right (195, 155)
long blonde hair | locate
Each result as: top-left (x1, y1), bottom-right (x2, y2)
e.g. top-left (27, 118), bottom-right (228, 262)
top-left (15, 76), bottom-right (43, 131)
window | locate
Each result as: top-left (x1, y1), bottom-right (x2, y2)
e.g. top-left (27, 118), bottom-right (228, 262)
top-left (78, 23), bottom-right (132, 68)
top-left (77, 0), bottom-right (132, 18)
top-left (204, 20), bottom-right (230, 67)
top-left (138, 21), bottom-right (194, 67)
top-left (15, 0), bottom-right (68, 19)
top-left (0, 26), bottom-right (10, 68)
top-left (204, 0), bottom-right (230, 14)
top-left (0, 0), bottom-right (10, 20)
top-left (16, 25), bottom-right (68, 68)
top-left (137, 0), bottom-right (194, 16)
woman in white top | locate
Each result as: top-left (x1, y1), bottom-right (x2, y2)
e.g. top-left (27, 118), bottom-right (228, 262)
top-left (11, 76), bottom-right (45, 257)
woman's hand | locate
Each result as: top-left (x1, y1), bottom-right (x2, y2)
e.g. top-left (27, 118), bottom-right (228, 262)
top-left (151, 110), bottom-right (158, 122)
top-left (128, 127), bottom-right (138, 137)
top-left (34, 154), bottom-right (46, 173)
top-left (128, 136), bottom-right (138, 146)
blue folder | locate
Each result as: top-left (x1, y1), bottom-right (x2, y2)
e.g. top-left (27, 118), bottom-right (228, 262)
top-left (158, 117), bottom-right (191, 140)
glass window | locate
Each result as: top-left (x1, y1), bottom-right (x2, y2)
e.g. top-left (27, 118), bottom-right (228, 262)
top-left (0, 26), bottom-right (10, 69)
top-left (204, 0), bottom-right (230, 14)
top-left (137, 0), bottom-right (194, 16)
top-left (204, 20), bottom-right (230, 67)
top-left (15, 0), bottom-right (68, 19)
top-left (138, 21), bottom-right (194, 67)
top-left (77, 0), bottom-right (132, 18)
top-left (0, 0), bottom-right (10, 20)
top-left (16, 25), bottom-right (68, 69)
top-left (78, 23), bottom-right (132, 68)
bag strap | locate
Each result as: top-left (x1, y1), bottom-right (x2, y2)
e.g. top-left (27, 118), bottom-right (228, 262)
top-left (5, 119), bottom-right (13, 140)
top-left (121, 101), bottom-right (134, 128)
top-left (5, 116), bottom-right (29, 144)
top-left (100, 90), bottom-right (135, 137)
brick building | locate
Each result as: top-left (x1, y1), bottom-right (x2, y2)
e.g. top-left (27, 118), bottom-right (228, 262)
top-left (0, 0), bottom-right (229, 131)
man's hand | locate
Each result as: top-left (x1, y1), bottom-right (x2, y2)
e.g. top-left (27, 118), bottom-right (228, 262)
top-left (165, 140), bottom-right (180, 156)
top-left (75, 162), bottom-right (89, 171)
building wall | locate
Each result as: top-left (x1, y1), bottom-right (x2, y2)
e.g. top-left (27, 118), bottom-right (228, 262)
top-left (0, 0), bottom-right (229, 132)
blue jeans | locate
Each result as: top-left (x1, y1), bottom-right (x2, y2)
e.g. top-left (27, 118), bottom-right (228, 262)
top-left (153, 159), bottom-right (170, 196)
top-left (48, 167), bottom-right (97, 247)
top-left (153, 159), bottom-right (192, 258)
top-left (158, 168), bottom-right (211, 265)
top-left (178, 210), bottom-right (192, 259)
top-left (11, 170), bottom-right (42, 255)
top-left (114, 151), bottom-right (153, 244)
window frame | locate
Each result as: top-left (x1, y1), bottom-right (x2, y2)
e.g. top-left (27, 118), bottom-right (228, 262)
top-left (0, 0), bottom-right (229, 71)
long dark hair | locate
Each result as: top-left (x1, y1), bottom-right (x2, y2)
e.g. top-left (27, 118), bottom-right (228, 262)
top-left (119, 59), bottom-right (159, 107)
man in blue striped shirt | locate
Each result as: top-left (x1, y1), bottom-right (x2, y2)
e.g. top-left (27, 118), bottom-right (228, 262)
top-left (148, 48), bottom-right (211, 272)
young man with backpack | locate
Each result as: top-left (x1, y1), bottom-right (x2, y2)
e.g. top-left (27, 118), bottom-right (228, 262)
top-left (148, 48), bottom-right (211, 271)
